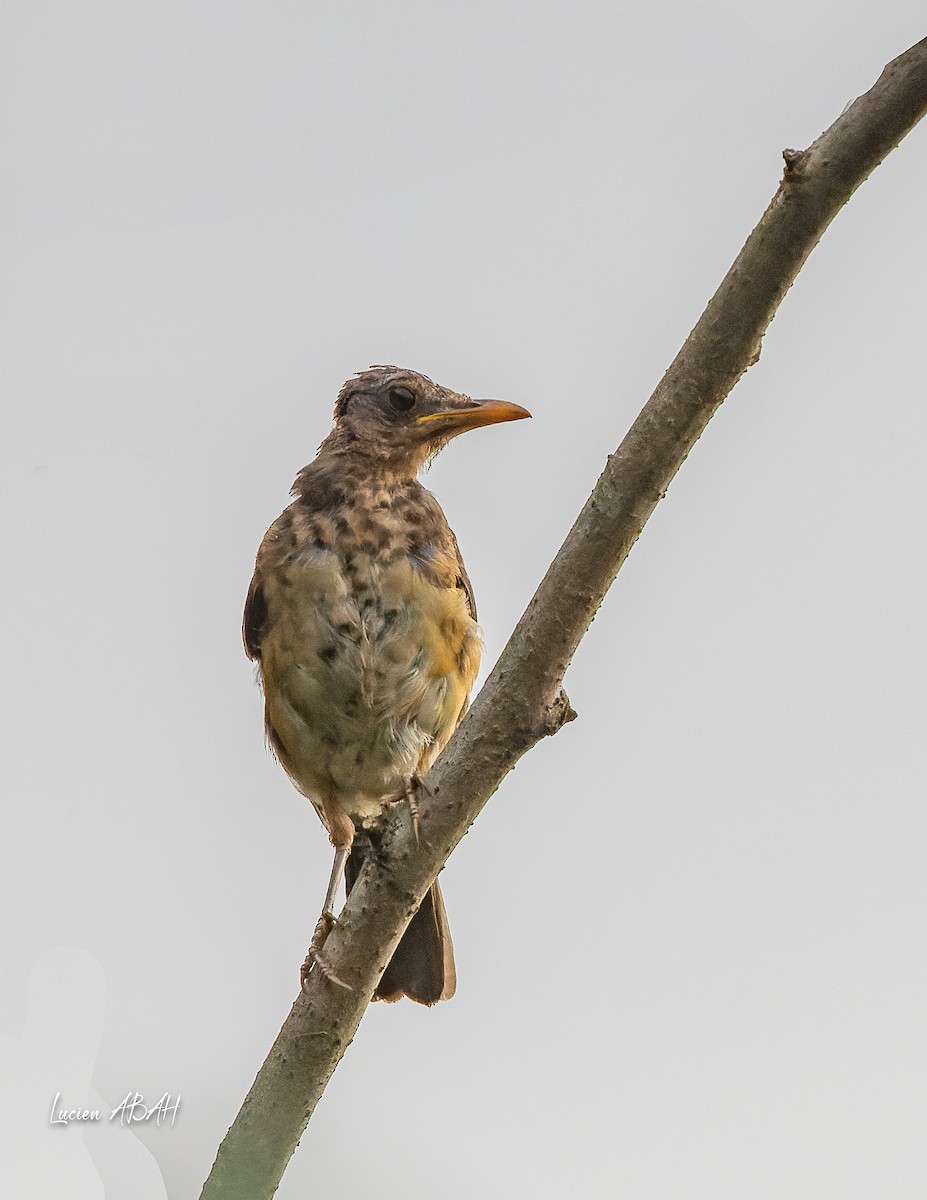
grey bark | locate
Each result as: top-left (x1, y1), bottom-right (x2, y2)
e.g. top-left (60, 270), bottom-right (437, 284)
top-left (200, 37), bottom-right (927, 1200)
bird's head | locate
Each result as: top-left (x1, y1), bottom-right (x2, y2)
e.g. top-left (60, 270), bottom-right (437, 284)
top-left (326, 366), bottom-right (531, 477)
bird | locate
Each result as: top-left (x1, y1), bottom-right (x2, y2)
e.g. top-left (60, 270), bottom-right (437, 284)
top-left (243, 366), bottom-right (530, 1004)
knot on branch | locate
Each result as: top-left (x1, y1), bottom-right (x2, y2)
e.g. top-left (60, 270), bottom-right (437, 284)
top-left (782, 146), bottom-right (808, 175)
top-left (535, 689), bottom-right (578, 739)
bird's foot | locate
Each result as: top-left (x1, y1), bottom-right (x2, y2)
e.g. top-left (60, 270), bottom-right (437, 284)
top-left (300, 912), bottom-right (351, 993)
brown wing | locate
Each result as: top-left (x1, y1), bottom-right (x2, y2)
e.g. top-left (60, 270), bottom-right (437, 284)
top-left (454, 564), bottom-right (476, 622)
top-left (447, 528), bottom-right (477, 622)
top-left (243, 505), bottom-right (299, 661)
top-left (412, 486), bottom-right (478, 623)
top-left (243, 571), bottom-right (268, 661)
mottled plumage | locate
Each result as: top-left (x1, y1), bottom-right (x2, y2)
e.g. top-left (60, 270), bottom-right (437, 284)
top-left (244, 366), bottom-right (529, 1003)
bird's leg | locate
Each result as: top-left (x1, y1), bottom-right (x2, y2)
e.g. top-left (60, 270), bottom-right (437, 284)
top-left (395, 772), bottom-right (433, 847)
top-left (301, 805), bottom-right (354, 993)
top-left (405, 782), bottom-right (420, 847)
top-left (301, 845), bottom-right (351, 992)
top-left (322, 844), bottom-right (349, 916)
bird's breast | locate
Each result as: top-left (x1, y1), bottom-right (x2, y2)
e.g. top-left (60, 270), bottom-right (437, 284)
top-left (258, 543), bottom-right (480, 809)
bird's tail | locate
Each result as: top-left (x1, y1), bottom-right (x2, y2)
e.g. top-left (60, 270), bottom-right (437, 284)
top-left (346, 843), bottom-right (456, 1005)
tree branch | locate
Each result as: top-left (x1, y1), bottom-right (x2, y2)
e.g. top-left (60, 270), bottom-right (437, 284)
top-left (201, 37), bottom-right (927, 1199)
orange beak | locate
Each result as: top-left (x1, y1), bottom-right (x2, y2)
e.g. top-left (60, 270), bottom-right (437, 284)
top-left (416, 399), bottom-right (532, 434)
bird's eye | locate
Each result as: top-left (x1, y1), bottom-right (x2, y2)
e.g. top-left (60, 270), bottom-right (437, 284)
top-left (388, 386), bottom-right (416, 412)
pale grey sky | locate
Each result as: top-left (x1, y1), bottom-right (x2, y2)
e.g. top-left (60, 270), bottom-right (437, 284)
top-left (2, 3), bottom-right (927, 1197)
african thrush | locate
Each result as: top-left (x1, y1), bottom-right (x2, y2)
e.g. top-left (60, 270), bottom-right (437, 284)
top-left (243, 366), bottom-right (530, 1004)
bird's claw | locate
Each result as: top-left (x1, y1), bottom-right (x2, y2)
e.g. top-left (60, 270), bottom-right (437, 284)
top-left (300, 912), bottom-right (351, 992)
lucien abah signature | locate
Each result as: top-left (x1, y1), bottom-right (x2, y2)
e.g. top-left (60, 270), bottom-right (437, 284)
top-left (49, 1092), bottom-right (181, 1127)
